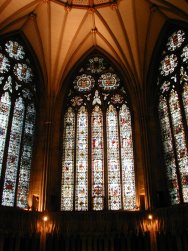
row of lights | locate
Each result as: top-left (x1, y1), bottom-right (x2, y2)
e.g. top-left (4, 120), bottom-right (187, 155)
top-left (42, 214), bottom-right (153, 222)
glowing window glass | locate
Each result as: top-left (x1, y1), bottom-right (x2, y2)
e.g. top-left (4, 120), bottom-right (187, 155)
top-left (0, 53), bottom-right (10, 74)
top-left (160, 54), bottom-right (178, 76)
top-left (61, 54), bottom-right (136, 211)
top-left (75, 106), bottom-right (88, 211)
top-left (91, 106), bottom-right (104, 210)
top-left (98, 73), bottom-right (120, 90)
top-left (61, 108), bottom-right (75, 211)
top-left (5, 41), bottom-right (25, 60)
top-left (0, 37), bottom-right (37, 209)
top-left (181, 45), bottom-right (188, 63)
top-left (13, 63), bottom-right (33, 83)
top-left (157, 28), bottom-right (188, 205)
top-left (74, 74), bottom-right (95, 92)
top-left (167, 30), bottom-right (185, 51)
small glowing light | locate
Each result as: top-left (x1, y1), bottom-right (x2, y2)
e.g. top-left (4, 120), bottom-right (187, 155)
top-left (43, 215), bottom-right (48, 222)
top-left (148, 214), bottom-right (153, 220)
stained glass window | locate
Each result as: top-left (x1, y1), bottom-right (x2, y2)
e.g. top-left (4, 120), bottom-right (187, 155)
top-left (61, 108), bottom-right (75, 211)
top-left (75, 106), bottom-right (88, 211)
top-left (157, 28), bottom-right (188, 205)
top-left (61, 54), bottom-right (137, 211)
top-left (119, 104), bottom-right (136, 209)
top-left (0, 37), bottom-right (37, 208)
top-left (91, 106), bottom-right (104, 210)
top-left (106, 105), bottom-right (121, 210)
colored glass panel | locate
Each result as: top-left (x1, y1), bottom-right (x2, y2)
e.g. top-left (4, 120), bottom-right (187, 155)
top-left (75, 106), bottom-right (88, 211)
top-left (61, 108), bottom-right (75, 211)
top-left (111, 94), bottom-right (124, 104)
top-left (167, 30), bottom-right (185, 51)
top-left (158, 96), bottom-right (180, 204)
top-left (106, 105), bottom-right (121, 210)
top-left (98, 73), bottom-right (120, 90)
top-left (160, 81), bottom-right (171, 94)
top-left (169, 90), bottom-right (188, 203)
top-left (13, 63), bottom-right (33, 83)
top-left (91, 106), bottom-right (104, 210)
top-left (87, 57), bottom-right (105, 73)
top-left (160, 54), bottom-right (178, 76)
top-left (16, 103), bottom-right (36, 208)
top-left (182, 82), bottom-right (188, 125)
top-left (5, 41), bottom-right (25, 60)
top-left (0, 53), bottom-right (10, 74)
top-left (2, 97), bottom-right (24, 206)
top-left (181, 45), bottom-right (188, 63)
top-left (74, 74), bottom-right (95, 92)
top-left (119, 104), bottom-right (136, 210)
top-left (0, 92), bottom-right (11, 176)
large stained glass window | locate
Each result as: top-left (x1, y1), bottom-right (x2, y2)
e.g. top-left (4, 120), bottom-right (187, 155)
top-left (0, 37), bottom-right (37, 208)
top-left (157, 28), bottom-right (188, 205)
top-left (61, 54), bottom-right (137, 211)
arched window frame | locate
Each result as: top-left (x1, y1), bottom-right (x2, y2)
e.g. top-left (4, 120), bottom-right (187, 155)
top-left (61, 53), bottom-right (137, 211)
top-left (156, 25), bottom-right (188, 205)
top-left (0, 33), bottom-right (40, 209)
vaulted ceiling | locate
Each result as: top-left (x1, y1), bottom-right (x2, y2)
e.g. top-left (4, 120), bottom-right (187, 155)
top-left (0, 0), bottom-right (187, 96)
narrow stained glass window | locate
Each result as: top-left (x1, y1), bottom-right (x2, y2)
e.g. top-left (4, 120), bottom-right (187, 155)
top-left (158, 96), bottom-right (180, 204)
top-left (91, 105), bottom-right (104, 210)
top-left (61, 54), bottom-right (137, 211)
top-left (106, 105), bottom-right (121, 210)
top-left (157, 28), bottom-right (188, 205)
top-left (61, 108), bottom-right (75, 211)
top-left (119, 104), bottom-right (136, 209)
top-left (75, 106), bottom-right (88, 211)
top-left (17, 103), bottom-right (36, 208)
top-left (182, 82), bottom-right (188, 125)
top-left (169, 90), bottom-right (188, 203)
top-left (0, 37), bottom-right (37, 208)
top-left (2, 97), bottom-right (25, 207)
top-left (0, 93), bottom-right (11, 176)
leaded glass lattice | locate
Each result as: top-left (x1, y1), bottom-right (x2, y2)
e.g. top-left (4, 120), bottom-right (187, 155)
top-left (2, 97), bottom-right (25, 207)
top-left (0, 93), bottom-right (11, 177)
top-left (61, 108), bottom-right (75, 211)
top-left (61, 53), bottom-right (136, 211)
top-left (157, 27), bottom-right (188, 205)
top-left (16, 103), bottom-right (36, 208)
top-left (119, 105), bottom-right (136, 209)
top-left (75, 106), bottom-right (88, 211)
top-left (0, 36), bottom-right (37, 209)
top-left (106, 105), bottom-right (121, 210)
top-left (158, 96), bottom-right (180, 204)
top-left (169, 90), bottom-right (188, 203)
top-left (91, 106), bottom-right (104, 210)
top-left (183, 82), bottom-right (188, 125)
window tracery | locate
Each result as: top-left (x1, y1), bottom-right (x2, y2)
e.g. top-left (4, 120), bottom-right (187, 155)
top-left (157, 28), bottom-right (188, 205)
top-left (61, 54), bottom-right (136, 211)
top-left (0, 37), bottom-right (37, 208)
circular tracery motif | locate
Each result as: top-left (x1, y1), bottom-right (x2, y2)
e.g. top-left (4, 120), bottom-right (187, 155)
top-left (0, 53), bottom-right (10, 74)
top-left (167, 30), bottom-right (185, 51)
top-left (5, 41), bottom-right (25, 60)
top-left (160, 54), bottom-right (178, 76)
top-left (98, 73), bottom-right (120, 90)
top-left (74, 74), bottom-right (95, 92)
top-left (13, 63), bottom-right (33, 83)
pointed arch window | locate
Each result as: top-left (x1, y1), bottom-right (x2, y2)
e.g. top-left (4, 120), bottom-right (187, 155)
top-left (61, 54), bottom-right (136, 211)
top-left (0, 37), bottom-right (37, 208)
top-left (157, 28), bottom-right (188, 205)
